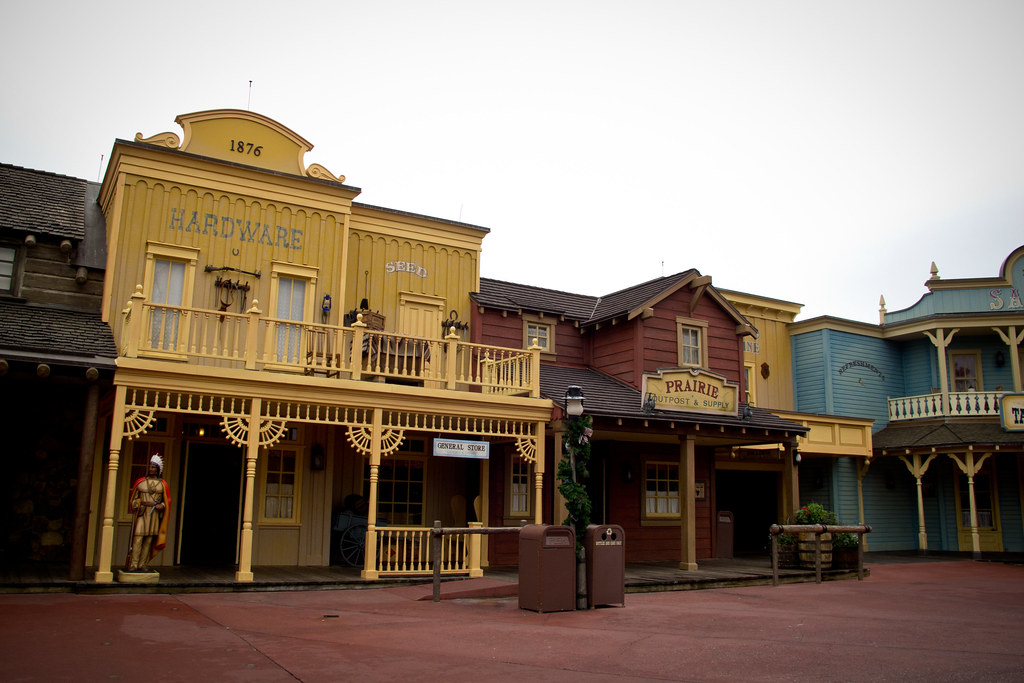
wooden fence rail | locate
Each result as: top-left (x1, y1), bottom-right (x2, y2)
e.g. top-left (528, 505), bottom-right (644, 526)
top-left (768, 523), bottom-right (873, 586)
top-left (430, 520), bottom-right (525, 602)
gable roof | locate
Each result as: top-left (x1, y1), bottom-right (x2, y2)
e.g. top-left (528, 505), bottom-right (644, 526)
top-left (0, 163), bottom-right (88, 241)
top-left (475, 272), bottom-right (756, 336)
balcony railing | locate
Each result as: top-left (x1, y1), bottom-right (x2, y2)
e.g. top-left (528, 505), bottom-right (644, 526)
top-left (120, 288), bottom-right (540, 397)
top-left (888, 390), bottom-right (1004, 421)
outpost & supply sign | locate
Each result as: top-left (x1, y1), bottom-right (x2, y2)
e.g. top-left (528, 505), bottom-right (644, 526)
top-left (642, 368), bottom-right (739, 416)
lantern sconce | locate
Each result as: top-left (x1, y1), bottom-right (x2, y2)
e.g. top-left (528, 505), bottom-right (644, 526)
top-left (995, 350), bottom-right (1005, 368)
top-left (310, 443), bottom-right (325, 471)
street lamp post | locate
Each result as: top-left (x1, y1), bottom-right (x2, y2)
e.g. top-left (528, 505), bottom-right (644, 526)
top-left (559, 385), bottom-right (593, 609)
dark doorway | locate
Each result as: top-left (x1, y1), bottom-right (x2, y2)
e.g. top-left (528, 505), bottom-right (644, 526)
top-left (178, 443), bottom-right (243, 566)
top-left (715, 470), bottom-right (778, 556)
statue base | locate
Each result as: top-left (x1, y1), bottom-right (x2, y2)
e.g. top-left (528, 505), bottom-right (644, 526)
top-left (117, 569), bottom-right (160, 584)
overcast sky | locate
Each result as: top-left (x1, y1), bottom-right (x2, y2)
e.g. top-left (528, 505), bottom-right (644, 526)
top-left (2, 1), bottom-right (1021, 323)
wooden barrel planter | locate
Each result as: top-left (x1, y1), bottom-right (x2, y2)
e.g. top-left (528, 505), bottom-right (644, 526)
top-left (832, 545), bottom-right (858, 569)
top-left (797, 532), bottom-right (832, 569)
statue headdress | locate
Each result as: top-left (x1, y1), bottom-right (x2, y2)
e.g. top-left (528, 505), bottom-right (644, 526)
top-left (150, 454), bottom-right (164, 476)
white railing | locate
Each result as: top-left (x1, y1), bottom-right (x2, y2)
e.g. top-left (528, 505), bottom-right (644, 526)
top-left (888, 391), bottom-right (1003, 421)
top-left (373, 526), bottom-right (474, 576)
top-left (119, 288), bottom-right (540, 397)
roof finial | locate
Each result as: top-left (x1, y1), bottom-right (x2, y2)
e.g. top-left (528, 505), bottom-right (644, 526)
top-left (878, 295), bottom-right (886, 324)
top-left (929, 261), bottom-right (939, 280)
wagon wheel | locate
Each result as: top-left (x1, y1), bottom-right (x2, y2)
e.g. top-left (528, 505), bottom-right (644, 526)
top-left (339, 523), bottom-right (368, 567)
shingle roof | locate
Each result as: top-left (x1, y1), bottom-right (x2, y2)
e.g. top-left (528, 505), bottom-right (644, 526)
top-left (873, 420), bottom-right (1024, 451)
top-left (588, 271), bottom-right (697, 324)
top-left (0, 163), bottom-right (88, 240)
top-left (473, 279), bottom-right (599, 319)
top-left (0, 301), bottom-right (117, 365)
top-left (540, 364), bottom-right (807, 435)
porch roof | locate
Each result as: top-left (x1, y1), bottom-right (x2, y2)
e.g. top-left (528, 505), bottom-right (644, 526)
top-left (539, 364), bottom-right (807, 437)
top-left (874, 420), bottom-right (1024, 453)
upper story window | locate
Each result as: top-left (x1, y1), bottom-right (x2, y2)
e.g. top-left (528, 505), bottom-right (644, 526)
top-left (744, 362), bottom-right (757, 406)
top-left (951, 351), bottom-right (982, 391)
top-left (676, 317), bottom-right (708, 368)
top-left (0, 245), bottom-right (17, 294)
top-left (270, 263), bottom-right (318, 364)
top-left (524, 315), bottom-right (554, 355)
top-left (143, 243), bottom-right (199, 353)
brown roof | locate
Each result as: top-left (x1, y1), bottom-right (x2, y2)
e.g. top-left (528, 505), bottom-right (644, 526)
top-left (0, 163), bottom-right (88, 240)
top-left (873, 420), bottom-right (1024, 452)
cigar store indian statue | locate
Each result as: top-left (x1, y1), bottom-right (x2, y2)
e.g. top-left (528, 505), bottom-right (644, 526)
top-left (126, 454), bottom-right (171, 572)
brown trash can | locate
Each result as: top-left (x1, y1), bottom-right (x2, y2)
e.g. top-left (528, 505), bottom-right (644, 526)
top-left (518, 525), bottom-right (576, 612)
top-left (717, 511), bottom-right (734, 559)
top-left (585, 524), bottom-right (625, 608)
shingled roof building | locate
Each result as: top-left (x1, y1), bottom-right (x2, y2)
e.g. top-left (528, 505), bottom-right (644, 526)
top-left (0, 163), bottom-right (117, 577)
top-left (470, 274), bottom-right (874, 568)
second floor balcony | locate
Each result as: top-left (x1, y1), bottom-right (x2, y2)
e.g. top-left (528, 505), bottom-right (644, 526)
top-left (120, 286), bottom-right (540, 397)
top-left (888, 390), bottom-right (1005, 422)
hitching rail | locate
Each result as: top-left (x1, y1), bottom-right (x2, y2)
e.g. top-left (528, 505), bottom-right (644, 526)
top-left (430, 520), bottom-right (525, 602)
top-left (769, 524), bottom-right (873, 586)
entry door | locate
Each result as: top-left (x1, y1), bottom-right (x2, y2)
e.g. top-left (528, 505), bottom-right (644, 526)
top-left (715, 469), bottom-right (779, 556)
top-left (177, 443), bottom-right (244, 566)
top-left (398, 292), bottom-right (445, 339)
top-left (955, 462), bottom-right (1003, 552)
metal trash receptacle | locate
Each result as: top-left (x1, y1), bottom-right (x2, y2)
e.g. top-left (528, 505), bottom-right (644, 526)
top-left (585, 524), bottom-right (625, 608)
top-left (717, 510), bottom-right (734, 559)
top-left (518, 524), bottom-right (576, 612)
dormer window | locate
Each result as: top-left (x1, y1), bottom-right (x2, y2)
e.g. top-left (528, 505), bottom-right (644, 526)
top-left (524, 315), bottom-right (555, 355)
top-left (0, 245), bottom-right (17, 293)
top-left (676, 317), bottom-right (708, 368)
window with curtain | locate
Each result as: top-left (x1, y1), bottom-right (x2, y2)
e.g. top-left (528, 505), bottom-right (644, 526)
top-left (263, 448), bottom-right (299, 521)
top-left (150, 258), bottom-right (185, 350)
top-left (644, 461), bottom-right (680, 518)
top-left (275, 276), bottom-right (306, 363)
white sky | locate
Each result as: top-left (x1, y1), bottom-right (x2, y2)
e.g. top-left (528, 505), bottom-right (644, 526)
top-left (2, 1), bottom-right (1021, 323)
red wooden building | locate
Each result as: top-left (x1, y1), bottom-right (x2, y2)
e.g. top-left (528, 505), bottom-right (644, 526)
top-left (473, 272), bottom-right (808, 568)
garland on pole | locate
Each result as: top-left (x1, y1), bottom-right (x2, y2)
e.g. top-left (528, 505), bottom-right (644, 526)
top-left (557, 414), bottom-right (593, 556)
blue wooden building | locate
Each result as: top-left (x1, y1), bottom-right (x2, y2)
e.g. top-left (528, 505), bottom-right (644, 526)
top-left (789, 246), bottom-right (1024, 554)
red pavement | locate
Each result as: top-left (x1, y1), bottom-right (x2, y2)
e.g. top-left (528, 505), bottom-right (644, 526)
top-left (2, 560), bottom-right (1022, 682)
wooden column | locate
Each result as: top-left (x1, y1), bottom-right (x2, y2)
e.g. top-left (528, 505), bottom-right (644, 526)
top-left (993, 326), bottom-right (1024, 392)
top-left (361, 408), bottom-right (383, 579)
top-left (534, 425), bottom-right (546, 525)
top-left (95, 385), bottom-right (127, 582)
top-left (924, 328), bottom-right (959, 413)
top-left (782, 442), bottom-right (799, 521)
top-left (678, 434), bottom-right (697, 571)
top-left (950, 450), bottom-right (991, 559)
top-left (70, 381), bottom-right (100, 581)
top-left (899, 452), bottom-right (937, 551)
top-left (235, 397), bottom-right (262, 582)
top-left (856, 457), bottom-right (871, 551)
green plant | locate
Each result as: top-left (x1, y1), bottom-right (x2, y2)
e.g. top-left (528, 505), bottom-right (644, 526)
top-left (793, 502), bottom-right (837, 525)
top-left (777, 533), bottom-right (796, 547)
top-left (557, 414), bottom-right (593, 557)
top-left (832, 532), bottom-right (859, 548)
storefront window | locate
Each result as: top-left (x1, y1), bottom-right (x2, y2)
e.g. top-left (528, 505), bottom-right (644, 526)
top-left (509, 458), bottom-right (532, 517)
top-left (263, 447), bottom-right (300, 522)
top-left (644, 461), bottom-right (680, 517)
top-left (366, 457), bottom-right (425, 525)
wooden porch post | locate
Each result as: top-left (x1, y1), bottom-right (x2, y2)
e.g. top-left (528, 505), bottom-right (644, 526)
top-left (993, 326), bottom-right (1024, 392)
top-left (924, 328), bottom-right (959, 414)
top-left (781, 441), bottom-right (799, 521)
top-left (899, 452), bottom-right (937, 552)
top-left (95, 385), bottom-right (127, 582)
top-left (533, 424), bottom-right (545, 524)
top-left (950, 450), bottom-right (991, 559)
top-left (678, 434), bottom-right (697, 571)
top-left (361, 408), bottom-right (383, 579)
top-left (857, 456), bottom-right (871, 551)
top-left (235, 398), bottom-right (261, 582)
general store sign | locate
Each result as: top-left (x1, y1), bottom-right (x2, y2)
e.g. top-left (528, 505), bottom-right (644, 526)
top-left (433, 438), bottom-right (490, 459)
top-left (641, 367), bottom-right (739, 416)
top-left (1000, 394), bottom-right (1024, 432)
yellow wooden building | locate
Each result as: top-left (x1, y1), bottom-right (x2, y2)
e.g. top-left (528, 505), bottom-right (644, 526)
top-left (89, 110), bottom-right (552, 582)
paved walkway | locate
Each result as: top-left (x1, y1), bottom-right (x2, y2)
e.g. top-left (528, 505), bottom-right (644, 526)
top-left (2, 558), bottom-right (1022, 681)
